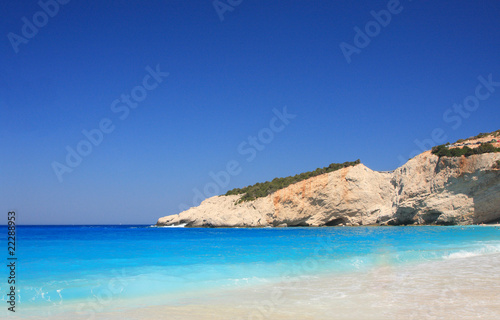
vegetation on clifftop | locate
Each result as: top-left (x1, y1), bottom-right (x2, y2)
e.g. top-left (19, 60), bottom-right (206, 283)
top-left (226, 160), bottom-right (360, 203)
top-left (431, 143), bottom-right (500, 157)
top-left (466, 129), bottom-right (500, 140)
top-left (431, 129), bottom-right (500, 157)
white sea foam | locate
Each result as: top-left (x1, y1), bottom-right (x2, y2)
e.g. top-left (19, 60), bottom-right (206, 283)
top-left (151, 223), bottom-right (187, 228)
top-left (444, 243), bottom-right (500, 260)
top-left (164, 223), bottom-right (187, 228)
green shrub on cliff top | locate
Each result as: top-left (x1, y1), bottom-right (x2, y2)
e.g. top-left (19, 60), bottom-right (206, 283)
top-left (432, 143), bottom-right (500, 157)
top-left (226, 160), bottom-right (361, 203)
top-left (465, 129), bottom-right (500, 141)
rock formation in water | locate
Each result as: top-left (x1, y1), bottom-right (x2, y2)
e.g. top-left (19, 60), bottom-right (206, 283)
top-left (157, 133), bottom-right (500, 227)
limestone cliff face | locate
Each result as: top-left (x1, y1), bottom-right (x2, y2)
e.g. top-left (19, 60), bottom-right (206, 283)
top-left (157, 152), bottom-right (500, 227)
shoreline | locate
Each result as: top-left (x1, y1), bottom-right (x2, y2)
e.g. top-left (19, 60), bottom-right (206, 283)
top-left (38, 251), bottom-right (500, 320)
top-left (156, 223), bottom-right (500, 228)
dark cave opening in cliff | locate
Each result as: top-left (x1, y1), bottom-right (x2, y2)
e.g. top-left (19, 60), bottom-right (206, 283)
top-left (325, 218), bottom-right (346, 226)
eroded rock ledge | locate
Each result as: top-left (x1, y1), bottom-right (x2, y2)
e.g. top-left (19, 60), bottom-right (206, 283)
top-left (157, 151), bottom-right (500, 227)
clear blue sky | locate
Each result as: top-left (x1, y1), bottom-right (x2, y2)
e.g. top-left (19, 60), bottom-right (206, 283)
top-left (1, 0), bottom-right (499, 224)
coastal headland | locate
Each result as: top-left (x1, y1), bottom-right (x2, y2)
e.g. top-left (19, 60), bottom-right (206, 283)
top-left (158, 130), bottom-right (500, 227)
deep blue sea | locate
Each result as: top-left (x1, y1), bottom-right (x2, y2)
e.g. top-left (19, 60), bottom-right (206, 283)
top-left (2, 225), bottom-right (500, 318)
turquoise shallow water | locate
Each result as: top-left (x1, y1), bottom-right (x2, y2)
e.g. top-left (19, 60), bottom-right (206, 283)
top-left (2, 225), bottom-right (500, 317)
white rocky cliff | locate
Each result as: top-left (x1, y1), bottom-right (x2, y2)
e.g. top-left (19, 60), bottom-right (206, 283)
top-left (158, 139), bottom-right (500, 227)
